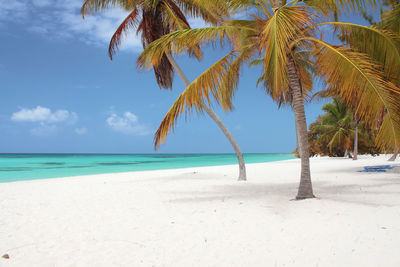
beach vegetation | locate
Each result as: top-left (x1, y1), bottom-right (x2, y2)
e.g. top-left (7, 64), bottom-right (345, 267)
top-left (138, 0), bottom-right (400, 199)
top-left (294, 99), bottom-right (381, 158)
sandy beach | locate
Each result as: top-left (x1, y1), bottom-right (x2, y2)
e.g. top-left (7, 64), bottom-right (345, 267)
top-left (1, 155), bottom-right (399, 266)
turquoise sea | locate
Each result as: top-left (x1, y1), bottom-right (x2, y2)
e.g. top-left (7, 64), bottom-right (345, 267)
top-left (0, 153), bottom-right (295, 183)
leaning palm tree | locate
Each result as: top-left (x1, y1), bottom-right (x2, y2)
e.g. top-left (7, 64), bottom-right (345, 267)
top-left (139, 0), bottom-right (400, 199)
top-left (81, 0), bottom-right (247, 180)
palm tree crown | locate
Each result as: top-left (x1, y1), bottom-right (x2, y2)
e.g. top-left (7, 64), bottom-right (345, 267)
top-left (81, 0), bottom-right (222, 89)
top-left (316, 99), bottom-right (354, 154)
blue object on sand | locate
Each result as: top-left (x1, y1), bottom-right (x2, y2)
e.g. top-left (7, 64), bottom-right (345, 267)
top-left (361, 165), bottom-right (393, 172)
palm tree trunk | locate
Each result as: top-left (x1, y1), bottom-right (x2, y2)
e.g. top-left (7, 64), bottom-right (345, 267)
top-left (295, 122), bottom-right (302, 157)
top-left (272, 0), bottom-right (313, 199)
top-left (388, 147), bottom-right (399, 161)
top-left (287, 56), bottom-right (315, 200)
top-left (165, 53), bottom-right (247, 180)
top-left (353, 117), bottom-right (358, 160)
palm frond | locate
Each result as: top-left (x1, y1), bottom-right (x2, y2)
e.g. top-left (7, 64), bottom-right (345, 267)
top-left (154, 51), bottom-right (238, 149)
top-left (218, 45), bottom-right (257, 110)
top-left (258, 6), bottom-right (312, 103)
top-left (137, 26), bottom-right (241, 69)
top-left (81, 0), bottom-right (119, 16)
top-left (81, 0), bottom-right (142, 16)
top-left (178, 0), bottom-right (231, 24)
top-left (109, 9), bottom-right (140, 59)
top-left (382, 3), bottom-right (400, 34)
top-left (304, 0), bottom-right (377, 16)
top-left (315, 22), bottom-right (400, 79)
top-left (303, 37), bottom-right (400, 149)
top-left (162, 0), bottom-right (203, 59)
top-left (162, 0), bottom-right (191, 31)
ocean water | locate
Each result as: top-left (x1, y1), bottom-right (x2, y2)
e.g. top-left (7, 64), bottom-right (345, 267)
top-left (0, 153), bottom-right (295, 183)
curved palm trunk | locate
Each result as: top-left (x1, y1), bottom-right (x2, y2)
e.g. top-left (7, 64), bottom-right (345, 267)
top-left (388, 147), bottom-right (399, 161)
top-left (288, 56), bottom-right (315, 199)
top-left (165, 53), bottom-right (247, 180)
top-left (353, 117), bottom-right (358, 160)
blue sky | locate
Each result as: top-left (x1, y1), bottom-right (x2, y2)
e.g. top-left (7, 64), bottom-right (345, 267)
top-left (0, 0), bottom-right (372, 153)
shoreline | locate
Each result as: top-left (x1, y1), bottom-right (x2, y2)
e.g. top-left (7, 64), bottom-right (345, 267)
top-left (0, 154), bottom-right (296, 184)
top-left (0, 158), bottom-right (300, 184)
top-left (1, 155), bottom-right (399, 266)
top-left (2, 154), bottom-right (394, 184)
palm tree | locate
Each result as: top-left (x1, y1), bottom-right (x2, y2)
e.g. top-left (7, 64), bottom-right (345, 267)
top-left (139, 0), bottom-right (400, 199)
top-left (315, 99), bottom-right (355, 157)
top-left (81, 0), bottom-right (247, 180)
top-left (306, 107), bottom-right (380, 157)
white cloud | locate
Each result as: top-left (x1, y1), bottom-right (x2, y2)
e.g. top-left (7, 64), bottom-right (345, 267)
top-left (0, 0), bottom-right (142, 52)
top-left (0, 0), bottom-right (211, 53)
top-left (75, 127), bottom-right (88, 135)
top-left (11, 106), bottom-right (77, 124)
top-left (11, 106), bottom-right (78, 136)
top-left (106, 111), bottom-right (151, 136)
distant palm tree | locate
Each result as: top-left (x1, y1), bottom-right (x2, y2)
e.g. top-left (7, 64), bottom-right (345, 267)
top-left (81, 0), bottom-right (247, 180)
top-left (139, 0), bottom-right (400, 199)
top-left (315, 99), bottom-right (354, 157)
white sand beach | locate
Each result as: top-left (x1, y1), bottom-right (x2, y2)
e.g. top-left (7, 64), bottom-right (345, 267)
top-left (1, 155), bottom-right (399, 266)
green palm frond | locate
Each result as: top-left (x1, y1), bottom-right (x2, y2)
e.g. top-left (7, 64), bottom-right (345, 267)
top-left (313, 98), bottom-right (355, 151)
top-left (376, 114), bottom-right (400, 148)
top-left (293, 51), bottom-right (314, 99)
top-left (154, 51), bottom-right (238, 149)
top-left (258, 6), bottom-right (312, 102)
top-left (81, 0), bottom-right (119, 16)
top-left (161, 0), bottom-right (203, 59)
top-left (304, 0), bottom-right (377, 16)
top-left (315, 22), bottom-right (400, 78)
top-left (382, 3), bottom-right (400, 34)
top-left (176, 0), bottom-right (230, 24)
top-left (81, 0), bottom-right (142, 16)
top-left (218, 45), bottom-right (257, 110)
top-left (305, 37), bottom-right (400, 149)
top-left (221, 0), bottom-right (259, 12)
top-left (137, 27), bottom-right (241, 69)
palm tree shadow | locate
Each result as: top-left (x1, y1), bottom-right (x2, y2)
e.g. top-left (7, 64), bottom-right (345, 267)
top-left (317, 177), bottom-right (400, 207)
top-left (165, 176), bottom-right (400, 207)
top-left (166, 181), bottom-right (301, 203)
